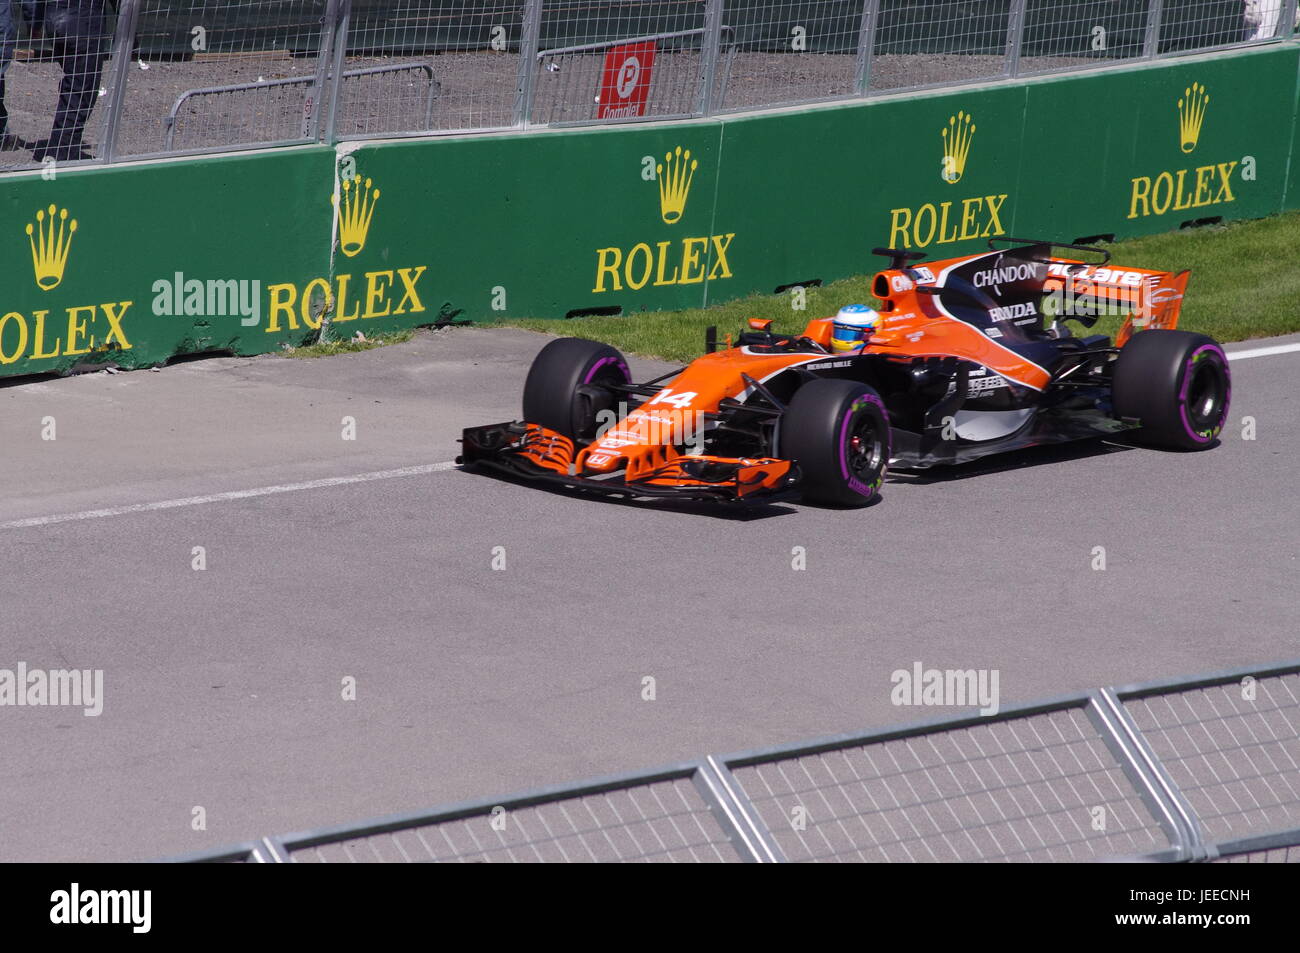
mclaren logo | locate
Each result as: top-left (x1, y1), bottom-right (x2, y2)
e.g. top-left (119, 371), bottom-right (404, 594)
top-left (941, 110), bottom-right (975, 184)
top-left (1128, 81), bottom-right (1239, 220)
top-left (1178, 82), bottom-right (1209, 154)
top-left (27, 205), bottom-right (77, 291)
top-left (593, 145), bottom-right (735, 294)
top-left (333, 174), bottom-right (381, 257)
top-left (657, 146), bottom-right (697, 224)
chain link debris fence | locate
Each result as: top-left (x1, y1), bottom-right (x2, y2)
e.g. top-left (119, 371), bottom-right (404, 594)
top-left (530, 1), bottom-right (711, 126)
top-left (1116, 666), bottom-right (1300, 845)
top-left (166, 660), bottom-right (1300, 863)
top-left (725, 701), bottom-right (1176, 862)
top-left (1016, 0), bottom-right (1150, 76)
top-left (274, 768), bottom-right (751, 863)
top-left (114, 1), bottom-right (334, 160)
top-left (0, 0), bottom-right (1295, 172)
top-left (333, 1), bottom-right (522, 137)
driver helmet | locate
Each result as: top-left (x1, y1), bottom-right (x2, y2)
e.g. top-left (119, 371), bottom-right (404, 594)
top-left (831, 304), bottom-right (882, 353)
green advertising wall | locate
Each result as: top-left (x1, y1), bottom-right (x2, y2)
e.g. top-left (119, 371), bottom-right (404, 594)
top-left (1290, 55), bottom-right (1300, 207)
top-left (1, 148), bottom-right (335, 375)
top-left (331, 124), bottom-right (728, 320)
top-left (1, 42), bottom-right (1298, 379)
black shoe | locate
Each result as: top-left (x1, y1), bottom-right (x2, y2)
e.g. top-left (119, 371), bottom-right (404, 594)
top-left (30, 139), bottom-right (94, 162)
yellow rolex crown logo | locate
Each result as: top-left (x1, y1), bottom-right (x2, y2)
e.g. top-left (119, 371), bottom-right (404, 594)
top-left (26, 204), bottom-right (77, 291)
top-left (657, 146), bottom-right (698, 225)
top-left (333, 174), bottom-right (381, 257)
top-left (941, 111), bottom-right (975, 184)
top-left (1178, 82), bottom-right (1209, 154)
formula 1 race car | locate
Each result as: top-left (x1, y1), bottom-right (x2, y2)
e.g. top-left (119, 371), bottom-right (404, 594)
top-left (459, 238), bottom-right (1231, 505)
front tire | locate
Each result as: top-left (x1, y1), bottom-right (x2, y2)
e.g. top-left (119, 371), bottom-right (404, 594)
top-left (522, 337), bottom-right (631, 440)
top-left (781, 379), bottom-right (891, 506)
top-left (1112, 330), bottom-right (1230, 450)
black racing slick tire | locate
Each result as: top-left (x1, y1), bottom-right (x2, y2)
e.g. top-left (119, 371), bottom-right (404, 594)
top-left (1112, 330), bottom-right (1231, 451)
top-left (522, 337), bottom-right (631, 441)
top-left (781, 379), bottom-right (891, 507)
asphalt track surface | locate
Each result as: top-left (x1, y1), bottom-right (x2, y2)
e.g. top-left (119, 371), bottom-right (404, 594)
top-left (1, 327), bottom-right (1297, 862)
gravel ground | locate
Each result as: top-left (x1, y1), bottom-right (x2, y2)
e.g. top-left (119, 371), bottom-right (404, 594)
top-left (0, 48), bottom-right (1097, 171)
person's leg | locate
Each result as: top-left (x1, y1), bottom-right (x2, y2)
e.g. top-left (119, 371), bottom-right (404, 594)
top-left (0, 74), bottom-right (13, 149)
top-left (39, 38), bottom-right (101, 158)
top-left (35, 2), bottom-right (108, 161)
top-left (0, 0), bottom-right (16, 145)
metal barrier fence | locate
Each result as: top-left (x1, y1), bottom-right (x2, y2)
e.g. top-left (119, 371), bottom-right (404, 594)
top-left (0, 0), bottom-right (1296, 172)
top-left (166, 659), bottom-right (1300, 863)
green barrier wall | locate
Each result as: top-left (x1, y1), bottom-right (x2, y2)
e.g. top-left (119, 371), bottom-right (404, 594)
top-left (334, 123), bottom-right (728, 323)
top-left (1289, 47), bottom-right (1300, 209)
top-left (1, 148), bottom-right (334, 374)
top-left (1, 43), bottom-right (1298, 380)
top-left (1015, 48), bottom-right (1298, 239)
top-left (706, 82), bottom-right (1032, 300)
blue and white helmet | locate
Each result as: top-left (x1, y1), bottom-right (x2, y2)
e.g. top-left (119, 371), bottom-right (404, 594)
top-left (831, 304), bottom-right (882, 353)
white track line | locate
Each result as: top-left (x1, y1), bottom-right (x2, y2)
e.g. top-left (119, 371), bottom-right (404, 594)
top-left (1227, 342), bottom-right (1300, 361)
top-left (0, 462), bottom-right (459, 530)
top-left (3, 342), bottom-right (1297, 531)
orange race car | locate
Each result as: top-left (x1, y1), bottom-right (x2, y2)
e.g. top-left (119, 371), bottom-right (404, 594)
top-left (459, 238), bottom-right (1231, 505)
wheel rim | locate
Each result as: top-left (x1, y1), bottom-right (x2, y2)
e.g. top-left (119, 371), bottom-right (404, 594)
top-left (583, 356), bottom-right (630, 387)
top-left (1185, 356), bottom-right (1227, 433)
top-left (847, 414), bottom-right (883, 480)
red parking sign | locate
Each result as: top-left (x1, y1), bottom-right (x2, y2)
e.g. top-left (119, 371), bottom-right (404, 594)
top-left (597, 41), bottom-right (657, 120)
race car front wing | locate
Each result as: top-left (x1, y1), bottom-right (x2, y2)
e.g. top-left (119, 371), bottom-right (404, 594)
top-left (458, 422), bottom-right (798, 503)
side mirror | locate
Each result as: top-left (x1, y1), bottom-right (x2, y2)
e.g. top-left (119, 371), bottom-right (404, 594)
top-left (748, 318), bottom-right (773, 333)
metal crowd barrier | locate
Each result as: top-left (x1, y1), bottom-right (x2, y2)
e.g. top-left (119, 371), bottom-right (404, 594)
top-left (0, 0), bottom-right (1296, 173)
top-left (165, 659), bottom-right (1300, 863)
top-left (161, 63), bottom-right (438, 152)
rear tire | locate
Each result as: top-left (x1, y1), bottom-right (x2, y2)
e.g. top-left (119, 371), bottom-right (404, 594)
top-left (522, 338), bottom-right (631, 440)
top-left (781, 379), bottom-right (890, 506)
top-left (1112, 330), bottom-right (1230, 450)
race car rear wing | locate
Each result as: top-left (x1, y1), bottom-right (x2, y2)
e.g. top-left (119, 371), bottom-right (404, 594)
top-left (1117, 269), bottom-right (1190, 347)
top-left (986, 236), bottom-right (1111, 265)
top-left (985, 238), bottom-right (1189, 343)
top-left (868, 238), bottom-right (1190, 346)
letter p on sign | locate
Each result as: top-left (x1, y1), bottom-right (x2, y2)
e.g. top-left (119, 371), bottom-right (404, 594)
top-left (597, 41), bottom-right (657, 120)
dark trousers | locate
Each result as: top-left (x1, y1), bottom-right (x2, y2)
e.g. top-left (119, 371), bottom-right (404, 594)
top-left (45, 36), bottom-right (103, 153)
top-left (0, 0), bottom-right (14, 135)
top-left (36, 0), bottom-right (108, 158)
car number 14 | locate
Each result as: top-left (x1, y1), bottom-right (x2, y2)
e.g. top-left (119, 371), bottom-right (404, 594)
top-left (648, 388), bottom-right (697, 409)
